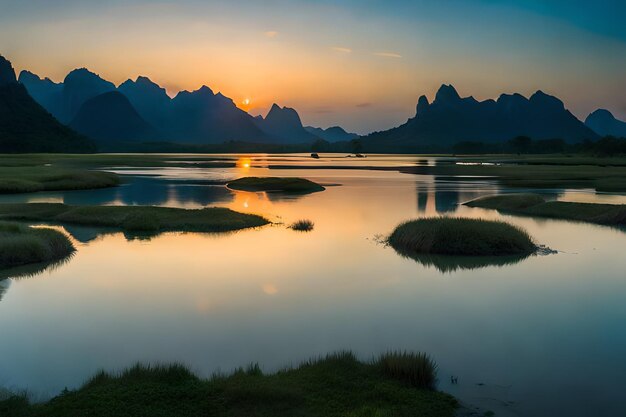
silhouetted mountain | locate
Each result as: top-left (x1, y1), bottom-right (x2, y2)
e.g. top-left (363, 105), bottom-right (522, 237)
top-left (255, 104), bottom-right (318, 143)
top-left (305, 125), bottom-right (359, 142)
top-left (18, 70), bottom-right (63, 117)
top-left (0, 55), bottom-right (95, 153)
top-left (70, 92), bottom-right (158, 142)
top-left (585, 109), bottom-right (626, 138)
top-left (167, 86), bottom-right (270, 143)
top-left (118, 76), bottom-right (171, 129)
top-left (60, 68), bottom-right (115, 122)
top-left (363, 84), bottom-right (598, 150)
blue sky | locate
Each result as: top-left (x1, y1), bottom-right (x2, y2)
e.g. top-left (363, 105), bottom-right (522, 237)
top-left (1, 0), bottom-right (624, 132)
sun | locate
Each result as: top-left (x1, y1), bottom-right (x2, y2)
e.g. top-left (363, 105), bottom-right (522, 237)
top-left (242, 98), bottom-right (250, 106)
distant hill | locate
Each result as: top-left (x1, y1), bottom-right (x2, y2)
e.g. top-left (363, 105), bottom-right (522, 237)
top-left (0, 55), bottom-right (95, 153)
top-left (585, 109), bottom-right (626, 138)
top-left (118, 76), bottom-right (171, 130)
top-left (255, 104), bottom-right (319, 144)
top-left (363, 84), bottom-right (598, 151)
top-left (70, 92), bottom-right (159, 142)
top-left (167, 86), bottom-right (270, 143)
top-left (17, 70), bottom-right (62, 116)
top-left (305, 125), bottom-right (359, 142)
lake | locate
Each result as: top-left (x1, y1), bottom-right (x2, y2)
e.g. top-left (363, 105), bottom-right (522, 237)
top-left (1, 154), bottom-right (625, 417)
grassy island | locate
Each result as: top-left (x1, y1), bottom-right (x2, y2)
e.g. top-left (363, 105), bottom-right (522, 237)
top-left (0, 222), bottom-right (75, 270)
top-left (389, 217), bottom-right (537, 257)
top-left (0, 351), bottom-right (457, 417)
top-left (0, 165), bottom-right (120, 194)
top-left (465, 194), bottom-right (626, 226)
top-left (0, 204), bottom-right (269, 233)
top-left (227, 177), bottom-right (325, 193)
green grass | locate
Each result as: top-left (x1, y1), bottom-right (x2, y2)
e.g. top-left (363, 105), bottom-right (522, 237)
top-left (465, 194), bottom-right (626, 226)
top-left (289, 219), bottom-right (315, 231)
top-left (0, 352), bottom-right (458, 417)
top-left (0, 222), bottom-right (75, 270)
top-left (228, 177), bottom-right (326, 193)
top-left (388, 217), bottom-right (537, 257)
top-left (0, 165), bottom-right (119, 194)
top-left (0, 203), bottom-right (269, 233)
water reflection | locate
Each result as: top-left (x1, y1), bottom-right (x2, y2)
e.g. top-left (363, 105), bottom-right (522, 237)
top-left (0, 279), bottom-right (9, 302)
top-left (391, 249), bottom-right (531, 272)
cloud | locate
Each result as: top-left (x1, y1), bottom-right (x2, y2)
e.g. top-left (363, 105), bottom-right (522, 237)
top-left (373, 51), bottom-right (402, 58)
top-left (332, 46), bottom-right (352, 54)
top-left (356, 102), bottom-right (372, 108)
top-left (264, 31), bottom-right (278, 38)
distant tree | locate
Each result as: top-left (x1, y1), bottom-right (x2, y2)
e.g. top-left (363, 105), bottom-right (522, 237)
top-left (311, 139), bottom-right (330, 152)
top-left (509, 136), bottom-right (532, 154)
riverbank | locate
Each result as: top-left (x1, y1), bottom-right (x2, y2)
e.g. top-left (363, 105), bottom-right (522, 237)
top-left (0, 352), bottom-right (458, 417)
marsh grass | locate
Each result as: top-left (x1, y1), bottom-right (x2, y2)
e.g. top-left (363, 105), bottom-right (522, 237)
top-left (0, 222), bottom-right (75, 270)
top-left (0, 166), bottom-right (119, 194)
top-left (389, 217), bottom-right (537, 257)
top-left (1, 351), bottom-right (457, 417)
top-left (0, 204), bottom-right (269, 233)
top-left (289, 219), bottom-right (314, 231)
top-left (466, 194), bottom-right (626, 226)
top-left (228, 177), bottom-right (325, 193)
top-left (376, 352), bottom-right (438, 390)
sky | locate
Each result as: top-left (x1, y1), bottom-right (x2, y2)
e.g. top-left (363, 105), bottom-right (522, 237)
top-left (0, 0), bottom-right (625, 134)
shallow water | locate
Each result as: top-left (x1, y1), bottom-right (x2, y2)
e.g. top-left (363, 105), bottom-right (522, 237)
top-left (1, 154), bottom-right (625, 416)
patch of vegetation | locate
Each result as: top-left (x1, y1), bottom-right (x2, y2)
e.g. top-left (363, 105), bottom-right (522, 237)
top-left (388, 217), bottom-right (536, 257)
top-left (228, 177), bottom-right (325, 193)
top-left (0, 203), bottom-right (269, 233)
top-left (465, 194), bottom-right (626, 226)
top-left (0, 352), bottom-right (458, 417)
top-left (289, 219), bottom-right (314, 231)
top-left (0, 222), bottom-right (75, 270)
top-left (376, 352), bottom-right (438, 390)
top-left (0, 165), bottom-right (120, 194)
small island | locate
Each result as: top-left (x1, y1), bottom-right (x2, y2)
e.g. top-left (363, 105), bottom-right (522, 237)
top-left (0, 204), bottom-right (269, 233)
top-left (465, 194), bottom-right (626, 226)
top-left (389, 217), bottom-right (537, 257)
top-left (227, 177), bottom-right (325, 194)
top-left (0, 222), bottom-right (75, 270)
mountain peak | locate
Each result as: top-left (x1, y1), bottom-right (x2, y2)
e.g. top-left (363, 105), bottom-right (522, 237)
top-left (585, 108), bottom-right (626, 137)
top-left (0, 55), bottom-right (17, 85)
top-left (435, 84), bottom-right (460, 103)
top-left (529, 90), bottom-right (564, 111)
top-left (416, 95), bottom-right (430, 116)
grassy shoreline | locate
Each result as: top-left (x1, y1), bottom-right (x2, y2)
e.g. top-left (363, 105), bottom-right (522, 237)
top-left (465, 194), bottom-right (626, 226)
top-left (0, 203), bottom-right (269, 233)
top-left (0, 352), bottom-right (457, 417)
top-left (0, 222), bottom-right (75, 270)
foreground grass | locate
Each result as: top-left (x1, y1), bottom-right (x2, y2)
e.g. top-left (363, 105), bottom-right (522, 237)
top-left (0, 222), bottom-right (75, 269)
top-left (228, 177), bottom-right (325, 193)
top-left (0, 352), bottom-right (457, 417)
top-left (0, 204), bottom-right (269, 233)
top-left (465, 194), bottom-right (626, 226)
top-left (389, 217), bottom-right (537, 257)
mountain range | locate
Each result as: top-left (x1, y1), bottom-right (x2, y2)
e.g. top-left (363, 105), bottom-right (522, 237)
top-left (19, 68), bottom-right (333, 145)
top-left (363, 84), bottom-right (600, 151)
top-left (0, 56), bottom-right (95, 153)
top-left (4, 53), bottom-right (626, 153)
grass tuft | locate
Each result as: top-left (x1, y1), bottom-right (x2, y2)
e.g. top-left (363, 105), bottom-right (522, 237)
top-left (289, 219), bottom-right (314, 231)
top-left (376, 351), bottom-right (439, 390)
top-left (388, 217), bottom-right (536, 257)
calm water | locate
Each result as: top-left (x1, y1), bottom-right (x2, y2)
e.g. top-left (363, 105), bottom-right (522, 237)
top-left (1, 154), bottom-right (625, 416)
